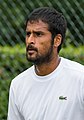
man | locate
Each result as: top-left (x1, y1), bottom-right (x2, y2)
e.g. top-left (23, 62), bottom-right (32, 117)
top-left (7, 7), bottom-right (84, 120)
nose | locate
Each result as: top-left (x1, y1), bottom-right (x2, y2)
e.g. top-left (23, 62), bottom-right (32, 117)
top-left (26, 34), bottom-right (35, 45)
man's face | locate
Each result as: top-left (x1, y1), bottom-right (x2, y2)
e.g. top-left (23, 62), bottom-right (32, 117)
top-left (25, 20), bottom-right (54, 65)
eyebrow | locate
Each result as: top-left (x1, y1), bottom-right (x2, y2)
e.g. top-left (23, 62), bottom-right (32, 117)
top-left (35, 30), bottom-right (43, 33)
top-left (26, 28), bottom-right (48, 33)
top-left (26, 31), bottom-right (45, 35)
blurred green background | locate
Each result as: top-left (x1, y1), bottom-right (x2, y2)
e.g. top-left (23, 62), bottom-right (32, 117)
top-left (0, 0), bottom-right (84, 119)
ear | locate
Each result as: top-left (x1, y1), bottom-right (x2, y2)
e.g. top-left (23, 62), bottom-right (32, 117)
top-left (54, 34), bottom-right (62, 47)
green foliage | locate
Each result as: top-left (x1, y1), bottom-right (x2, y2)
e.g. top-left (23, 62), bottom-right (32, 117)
top-left (60, 45), bottom-right (84, 65)
top-left (0, 1), bottom-right (84, 45)
top-left (0, 45), bottom-right (84, 119)
top-left (0, 44), bottom-right (32, 120)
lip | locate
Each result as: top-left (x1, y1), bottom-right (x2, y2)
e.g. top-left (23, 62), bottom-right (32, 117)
top-left (28, 50), bottom-right (36, 54)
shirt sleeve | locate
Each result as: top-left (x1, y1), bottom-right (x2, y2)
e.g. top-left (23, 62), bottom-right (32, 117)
top-left (7, 83), bottom-right (24, 120)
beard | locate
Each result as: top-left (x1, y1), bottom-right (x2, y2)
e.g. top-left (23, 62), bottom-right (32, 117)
top-left (26, 42), bottom-right (54, 65)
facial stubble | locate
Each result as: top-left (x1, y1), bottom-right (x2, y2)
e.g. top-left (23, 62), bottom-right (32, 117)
top-left (26, 40), bottom-right (54, 65)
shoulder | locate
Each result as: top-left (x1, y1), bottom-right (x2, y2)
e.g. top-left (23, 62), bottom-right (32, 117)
top-left (61, 57), bottom-right (84, 90)
top-left (61, 57), bottom-right (84, 74)
top-left (10, 65), bottom-right (34, 89)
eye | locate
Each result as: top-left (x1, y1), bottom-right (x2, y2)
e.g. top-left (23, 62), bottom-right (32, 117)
top-left (35, 32), bottom-right (44, 37)
top-left (26, 32), bottom-right (31, 37)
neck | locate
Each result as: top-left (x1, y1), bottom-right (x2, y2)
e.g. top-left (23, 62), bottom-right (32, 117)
top-left (35, 55), bottom-right (60, 76)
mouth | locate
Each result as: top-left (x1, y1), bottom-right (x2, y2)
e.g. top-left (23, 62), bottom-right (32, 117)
top-left (28, 49), bottom-right (37, 55)
top-left (26, 45), bottom-right (38, 55)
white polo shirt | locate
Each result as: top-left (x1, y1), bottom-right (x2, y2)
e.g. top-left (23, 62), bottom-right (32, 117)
top-left (7, 57), bottom-right (84, 120)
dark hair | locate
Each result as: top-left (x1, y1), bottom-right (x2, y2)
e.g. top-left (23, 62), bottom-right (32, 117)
top-left (26, 7), bottom-right (67, 53)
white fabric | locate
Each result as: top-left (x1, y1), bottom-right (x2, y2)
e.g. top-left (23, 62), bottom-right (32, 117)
top-left (7, 57), bottom-right (84, 120)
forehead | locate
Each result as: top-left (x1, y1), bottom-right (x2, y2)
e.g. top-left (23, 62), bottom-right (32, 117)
top-left (26, 20), bottom-right (49, 31)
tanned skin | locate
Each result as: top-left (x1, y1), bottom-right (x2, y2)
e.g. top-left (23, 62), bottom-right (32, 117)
top-left (26, 20), bottom-right (62, 76)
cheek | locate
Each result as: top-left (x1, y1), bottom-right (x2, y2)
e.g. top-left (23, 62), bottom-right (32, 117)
top-left (36, 35), bottom-right (52, 53)
top-left (38, 42), bottom-right (51, 54)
